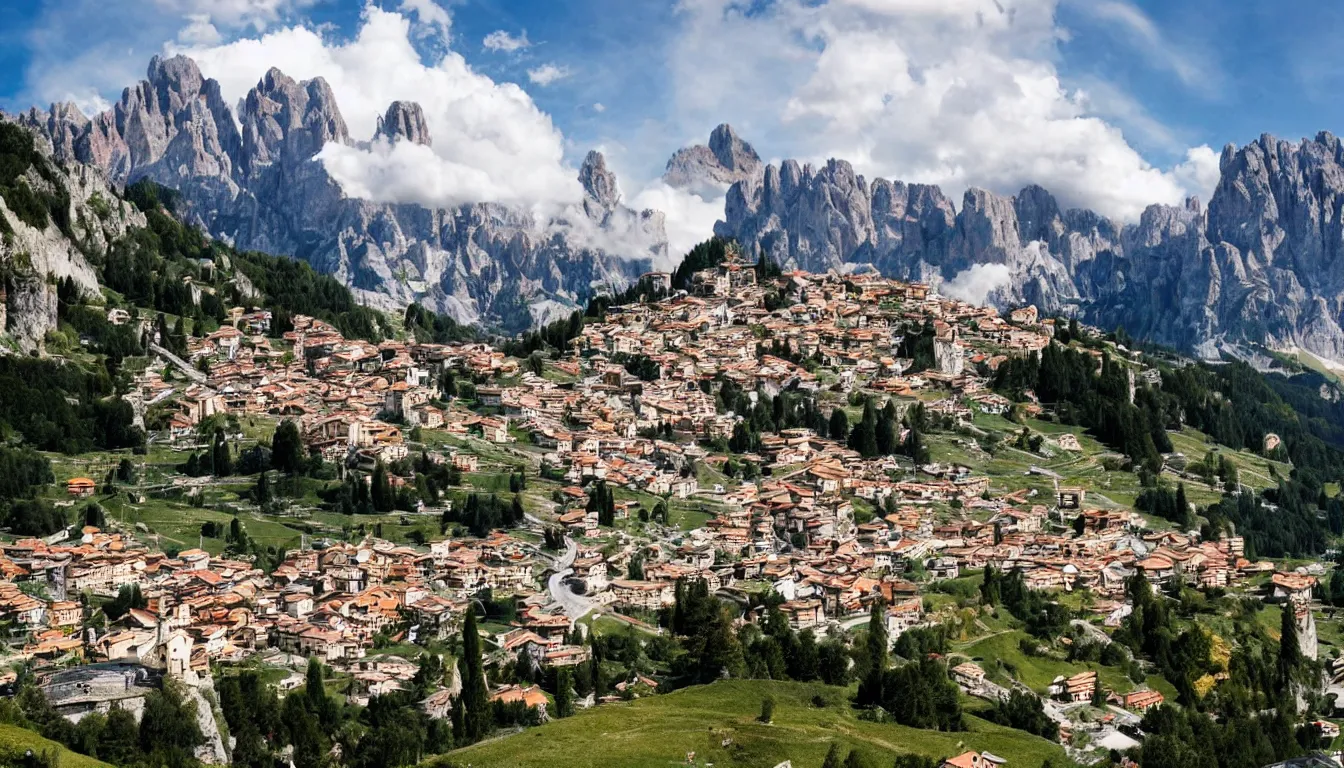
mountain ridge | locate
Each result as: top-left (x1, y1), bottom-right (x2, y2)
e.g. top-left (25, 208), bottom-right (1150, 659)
top-left (12, 55), bottom-right (664, 333)
top-left (12, 53), bottom-right (1344, 362)
top-left (709, 130), bottom-right (1344, 364)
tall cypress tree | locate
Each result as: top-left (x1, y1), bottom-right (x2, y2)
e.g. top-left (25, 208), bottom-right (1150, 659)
top-left (904, 423), bottom-right (929, 464)
top-left (857, 599), bottom-right (887, 706)
top-left (211, 429), bottom-right (232, 476)
top-left (555, 667), bottom-right (574, 718)
top-left (1279, 602), bottom-right (1301, 682)
top-left (271, 419), bottom-right (305, 475)
top-left (461, 605), bottom-right (491, 743)
top-left (849, 400), bottom-right (879, 457)
top-left (1175, 482), bottom-right (1190, 528)
top-left (371, 461), bottom-right (393, 513)
top-left (828, 408), bottom-right (849, 442)
top-left (876, 401), bottom-right (899, 455)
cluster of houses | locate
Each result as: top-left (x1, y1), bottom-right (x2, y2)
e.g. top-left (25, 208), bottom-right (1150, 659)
top-left (0, 526), bottom-right (596, 720)
top-left (3, 253), bottom-right (1330, 764)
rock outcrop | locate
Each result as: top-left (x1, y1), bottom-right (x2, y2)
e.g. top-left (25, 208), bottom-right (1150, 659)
top-left (714, 132), bottom-right (1344, 362)
top-left (663, 123), bottom-right (763, 195)
top-left (0, 121), bottom-right (145, 352)
top-left (16, 55), bottom-right (663, 331)
top-left (375, 100), bottom-right (432, 147)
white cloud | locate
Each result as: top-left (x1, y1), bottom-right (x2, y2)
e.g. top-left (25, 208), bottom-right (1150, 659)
top-left (593, 102), bottom-right (606, 113)
top-left (482, 29), bottom-right (531, 52)
top-left (527, 64), bottom-right (571, 86)
top-left (630, 182), bottom-right (725, 262)
top-left (665, 0), bottom-right (1215, 222)
top-left (1069, 0), bottom-right (1213, 92)
top-left (397, 0), bottom-right (452, 39)
top-left (1073, 76), bottom-right (1180, 152)
top-left (174, 6), bottom-right (582, 210)
top-left (177, 14), bottom-right (223, 46)
top-left (152, 0), bottom-right (315, 31)
top-left (1171, 145), bottom-right (1221, 207)
top-left (940, 263), bottom-right (1014, 306)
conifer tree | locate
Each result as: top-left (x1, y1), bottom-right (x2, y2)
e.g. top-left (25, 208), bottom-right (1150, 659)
top-left (461, 605), bottom-right (491, 743)
top-left (828, 408), bottom-right (849, 442)
top-left (371, 461), bottom-right (393, 513)
top-left (271, 419), bottom-right (304, 475)
top-left (555, 667), bottom-right (574, 718)
top-left (211, 429), bottom-right (232, 476)
top-left (1279, 602), bottom-right (1301, 682)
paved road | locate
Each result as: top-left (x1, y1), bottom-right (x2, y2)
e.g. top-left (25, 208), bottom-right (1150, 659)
top-left (547, 537), bottom-right (595, 619)
top-left (148, 342), bottom-right (208, 384)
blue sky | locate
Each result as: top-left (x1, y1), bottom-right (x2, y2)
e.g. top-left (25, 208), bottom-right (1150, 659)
top-left (4, 0), bottom-right (1344, 235)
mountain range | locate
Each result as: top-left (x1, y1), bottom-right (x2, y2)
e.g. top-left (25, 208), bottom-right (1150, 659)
top-left (9, 53), bottom-right (1344, 367)
top-left (709, 133), bottom-right (1344, 368)
top-left (11, 55), bottom-right (662, 333)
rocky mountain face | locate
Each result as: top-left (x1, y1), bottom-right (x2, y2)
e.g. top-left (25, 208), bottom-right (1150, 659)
top-left (16, 56), bottom-right (663, 331)
top-left (663, 124), bottom-right (762, 196)
top-left (14, 54), bottom-right (1344, 362)
top-left (713, 131), bottom-right (1344, 363)
top-left (0, 123), bottom-right (145, 352)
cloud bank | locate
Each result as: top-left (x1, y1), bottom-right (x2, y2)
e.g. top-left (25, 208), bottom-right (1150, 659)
top-left (939, 264), bottom-right (1014, 306)
top-left (666, 0), bottom-right (1219, 221)
top-left (19, 0), bottom-right (1230, 267)
top-left (175, 6), bottom-right (583, 211)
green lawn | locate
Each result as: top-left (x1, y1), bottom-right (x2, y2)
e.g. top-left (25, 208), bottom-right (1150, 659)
top-left (439, 679), bottom-right (1066, 768)
top-left (1165, 428), bottom-right (1290, 494)
top-left (0, 723), bottom-right (113, 768)
top-left (956, 629), bottom-right (1176, 701)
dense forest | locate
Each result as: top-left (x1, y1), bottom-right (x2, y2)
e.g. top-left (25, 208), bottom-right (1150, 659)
top-left (993, 326), bottom-right (1344, 558)
top-left (993, 343), bottom-right (1172, 471)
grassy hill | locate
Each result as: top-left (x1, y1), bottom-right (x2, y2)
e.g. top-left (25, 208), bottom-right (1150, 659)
top-left (956, 629), bottom-right (1178, 703)
top-left (437, 679), bottom-right (1066, 768)
top-left (0, 723), bottom-right (114, 768)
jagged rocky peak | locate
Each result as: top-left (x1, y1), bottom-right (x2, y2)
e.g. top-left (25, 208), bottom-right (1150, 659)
top-left (663, 123), bottom-right (762, 193)
top-left (11, 53), bottom-right (662, 332)
top-left (375, 100), bottom-right (432, 147)
top-left (145, 54), bottom-right (206, 110)
top-left (579, 150), bottom-right (620, 207)
top-left (242, 66), bottom-right (350, 168)
top-left (708, 123), bottom-right (760, 174)
top-left (1012, 184), bottom-right (1063, 246)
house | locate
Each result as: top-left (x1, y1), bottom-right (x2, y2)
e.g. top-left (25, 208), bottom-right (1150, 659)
top-left (67, 477), bottom-right (96, 498)
top-left (1271, 572), bottom-right (1316, 603)
top-left (780, 599), bottom-right (825, 631)
top-left (421, 689), bottom-right (456, 719)
top-left (489, 684), bottom-right (549, 718)
top-left (49, 601), bottom-right (82, 628)
top-left (1310, 720), bottom-right (1341, 740)
top-left (952, 662), bottom-right (986, 689)
top-left (1056, 487), bottom-right (1084, 509)
top-left (941, 752), bottom-right (984, 768)
top-left (1049, 670), bottom-right (1097, 703)
top-left (609, 580), bottom-right (676, 611)
top-left (1116, 689), bottom-right (1164, 713)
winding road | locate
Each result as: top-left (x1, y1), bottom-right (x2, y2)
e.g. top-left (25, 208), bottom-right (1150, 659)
top-left (547, 536), bottom-right (595, 619)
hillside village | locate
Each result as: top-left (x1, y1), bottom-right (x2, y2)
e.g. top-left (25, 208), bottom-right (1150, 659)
top-left (1, 243), bottom-right (1338, 768)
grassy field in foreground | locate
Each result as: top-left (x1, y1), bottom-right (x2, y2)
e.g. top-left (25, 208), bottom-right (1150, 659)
top-left (439, 679), bottom-right (1066, 768)
top-left (0, 723), bottom-right (113, 768)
